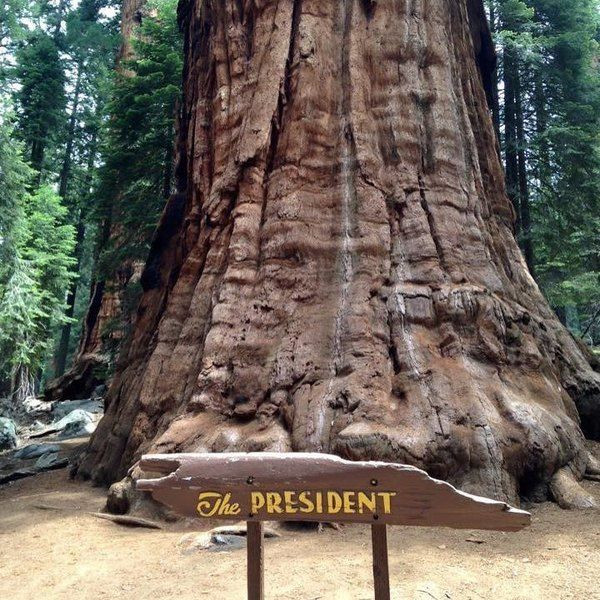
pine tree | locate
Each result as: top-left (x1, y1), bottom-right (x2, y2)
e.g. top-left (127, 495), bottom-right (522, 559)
top-left (0, 112), bottom-right (76, 402)
top-left (0, 105), bottom-right (31, 267)
top-left (531, 0), bottom-right (600, 337)
top-left (96, 0), bottom-right (182, 275)
top-left (0, 0), bottom-right (29, 77)
top-left (14, 31), bottom-right (66, 178)
top-left (490, 0), bottom-right (600, 342)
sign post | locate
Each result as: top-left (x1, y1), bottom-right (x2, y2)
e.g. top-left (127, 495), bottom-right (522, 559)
top-left (246, 520), bottom-right (264, 600)
top-left (137, 452), bottom-right (529, 599)
top-left (371, 523), bottom-right (390, 600)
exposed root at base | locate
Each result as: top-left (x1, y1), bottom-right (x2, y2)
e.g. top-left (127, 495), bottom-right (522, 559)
top-left (585, 453), bottom-right (600, 477)
top-left (317, 522), bottom-right (343, 533)
top-left (550, 467), bottom-right (599, 510)
top-left (92, 512), bottom-right (163, 529)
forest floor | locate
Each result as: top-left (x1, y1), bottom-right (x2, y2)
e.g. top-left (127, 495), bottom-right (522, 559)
top-left (1, 454), bottom-right (599, 600)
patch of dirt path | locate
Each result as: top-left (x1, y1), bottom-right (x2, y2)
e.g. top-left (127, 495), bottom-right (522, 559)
top-left (1, 470), bottom-right (599, 600)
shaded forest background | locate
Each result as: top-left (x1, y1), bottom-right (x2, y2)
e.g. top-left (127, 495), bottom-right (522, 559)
top-left (0, 0), bottom-right (598, 403)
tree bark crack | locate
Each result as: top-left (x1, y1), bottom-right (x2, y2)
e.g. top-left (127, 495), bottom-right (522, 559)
top-left (257, 0), bottom-right (302, 269)
top-left (418, 173), bottom-right (450, 278)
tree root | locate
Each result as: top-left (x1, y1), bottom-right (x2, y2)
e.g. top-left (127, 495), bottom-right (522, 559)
top-left (91, 512), bottom-right (163, 529)
top-left (549, 467), bottom-right (598, 510)
top-left (585, 453), bottom-right (600, 477)
top-left (106, 476), bottom-right (134, 515)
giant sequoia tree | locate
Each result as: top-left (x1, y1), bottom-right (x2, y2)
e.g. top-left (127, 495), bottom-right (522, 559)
top-left (79, 0), bottom-right (600, 507)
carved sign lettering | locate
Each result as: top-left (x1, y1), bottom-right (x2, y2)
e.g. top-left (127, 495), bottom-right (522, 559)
top-left (137, 452), bottom-right (530, 531)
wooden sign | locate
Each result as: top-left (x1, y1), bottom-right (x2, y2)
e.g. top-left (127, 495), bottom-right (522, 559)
top-left (137, 453), bottom-right (530, 599)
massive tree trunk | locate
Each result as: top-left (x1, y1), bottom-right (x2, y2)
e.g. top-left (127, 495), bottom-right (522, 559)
top-left (79, 0), bottom-right (600, 506)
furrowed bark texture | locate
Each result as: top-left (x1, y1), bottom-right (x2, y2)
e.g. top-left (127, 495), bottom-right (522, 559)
top-left (79, 0), bottom-right (600, 504)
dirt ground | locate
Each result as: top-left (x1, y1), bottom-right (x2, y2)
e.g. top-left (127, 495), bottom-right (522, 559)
top-left (0, 469), bottom-right (599, 600)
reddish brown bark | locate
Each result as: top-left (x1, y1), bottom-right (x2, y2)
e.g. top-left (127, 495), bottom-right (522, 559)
top-left (119, 0), bottom-right (147, 64)
top-left (79, 0), bottom-right (600, 507)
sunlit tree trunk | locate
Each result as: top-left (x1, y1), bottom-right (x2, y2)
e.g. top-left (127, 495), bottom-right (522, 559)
top-left (11, 365), bottom-right (35, 405)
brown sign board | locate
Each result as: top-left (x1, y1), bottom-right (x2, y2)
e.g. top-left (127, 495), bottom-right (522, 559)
top-left (137, 452), bottom-right (529, 532)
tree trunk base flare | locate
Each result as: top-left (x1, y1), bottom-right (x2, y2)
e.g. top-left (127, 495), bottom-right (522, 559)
top-left (106, 476), bottom-right (135, 515)
top-left (586, 453), bottom-right (600, 477)
top-left (77, 0), bottom-right (600, 506)
top-left (105, 474), bottom-right (180, 521)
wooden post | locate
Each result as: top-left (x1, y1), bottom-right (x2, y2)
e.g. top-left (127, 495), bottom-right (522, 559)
top-left (247, 520), bottom-right (264, 600)
top-left (371, 524), bottom-right (390, 600)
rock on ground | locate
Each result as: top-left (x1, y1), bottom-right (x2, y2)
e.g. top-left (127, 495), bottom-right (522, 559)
top-left (178, 525), bottom-right (280, 554)
top-left (52, 399), bottom-right (103, 421)
top-left (14, 444), bottom-right (62, 460)
top-left (58, 410), bottom-right (97, 439)
top-left (0, 417), bottom-right (18, 450)
top-left (30, 409), bottom-right (98, 440)
top-left (34, 452), bottom-right (69, 472)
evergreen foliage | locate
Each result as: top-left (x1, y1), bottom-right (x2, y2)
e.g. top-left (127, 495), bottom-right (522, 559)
top-left (0, 107), bottom-right (31, 265)
top-left (0, 115), bottom-right (75, 400)
top-left (489, 0), bottom-right (600, 343)
top-left (95, 0), bottom-right (182, 275)
top-left (14, 32), bottom-right (66, 175)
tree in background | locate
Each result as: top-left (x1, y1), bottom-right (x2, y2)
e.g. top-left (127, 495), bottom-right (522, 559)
top-left (0, 0), bottom-right (33, 79)
top-left (0, 0), bottom-right (118, 400)
top-left (14, 32), bottom-right (66, 178)
top-left (46, 0), bottom-right (182, 400)
top-left (0, 106), bottom-right (30, 264)
top-left (533, 0), bottom-right (600, 342)
top-left (96, 0), bottom-right (182, 273)
top-left (489, 0), bottom-right (600, 343)
top-left (52, 0), bottom-right (119, 377)
top-left (0, 113), bottom-right (75, 402)
top-left (91, 0), bottom-right (182, 358)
